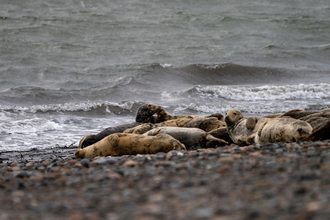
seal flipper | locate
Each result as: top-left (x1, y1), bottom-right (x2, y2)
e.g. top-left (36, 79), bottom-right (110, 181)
top-left (246, 134), bottom-right (256, 145)
top-left (79, 135), bottom-right (96, 149)
top-left (254, 121), bottom-right (269, 145)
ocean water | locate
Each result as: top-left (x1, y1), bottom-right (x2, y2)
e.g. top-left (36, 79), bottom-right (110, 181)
top-left (1, 0), bottom-right (330, 152)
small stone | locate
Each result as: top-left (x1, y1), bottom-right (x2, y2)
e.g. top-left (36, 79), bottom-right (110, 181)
top-left (25, 162), bottom-right (34, 167)
top-left (94, 157), bottom-right (116, 165)
top-left (60, 168), bottom-right (72, 175)
top-left (321, 163), bottom-right (330, 170)
top-left (123, 160), bottom-right (138, 167)
top-left (302, 144), bottom-right (311, 149)
top-left (108, 171), bottom-right (122, 180)
top-left (231, 154), bottom-right (242, 159)
top-left (11, 167), bottom-right (20, 171)
top-left (13, 171), bottom-right (30, 178)
top-left (315, 142), bottom-right (328, 148)
top-left (54, 177), bottom-right (68, 183)
top-left (250, 152), bottom-right (261, 157)
top-left (148, 193), bottom-right (164, 202)
top-left (166, 151), bottom-right (173, 160)
top-left (80, 159), bottom-right (90, 168)
top-left (278, 157), bottom-right (286, 163)
top-left (275, 149), bottom-right (283, 154)
top-left (31, 172), bottom-right (44, 182)
top-left (155, 161), bottom-right (175, 167)
top-left (306, 201), bottom-right (321, 212)
top-left (41, 160), bottom-right (51, 166)
top-left (193, 208), bottom-right (214, 218)
top-left (1, 166), bottom-right (10, 171)
top-left (218, 157), bottom-right (234, 165)
top-left (11, 162), bottom-right (19, 167)
top-left (67, 159), bottom-right (78, 165)
top-left (156, 152), bottom-right (166, 159)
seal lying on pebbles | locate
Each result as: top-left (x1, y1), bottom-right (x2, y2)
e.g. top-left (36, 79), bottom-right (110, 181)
top-left (299, 108), bottom-right (330, 121)
top-left (135, 103), bottom-right (162, 123)
top-left (75, 133), bottom-right (187, 158)
top-left (124, 117), bottom-right (195, 134)
top-left (79, 122), bottom-right (142, 149)
top-left (254, 118), bottom-right (312, 145)
top-left (183, 116), bottom-right (226, 132)
top-left (279, 109), bottom-right (319, 119)
top-left (225, 110), bottom-right (270, 146)
top-left (305, 117), bottom-right (330, 128)
top-left (208, 127), bottom-right (233, 144)
top-left (79, 103), bottom-right (162, 148)
top-left (143, 127), bottom-right (227, 150)
top-left (154, 108), bottom-right (224, 123)
top-left (300, 119), bottom-right (330, 142)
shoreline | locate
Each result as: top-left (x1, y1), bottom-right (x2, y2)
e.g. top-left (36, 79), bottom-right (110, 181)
top-left (1, 141), bottom-right (330, 219)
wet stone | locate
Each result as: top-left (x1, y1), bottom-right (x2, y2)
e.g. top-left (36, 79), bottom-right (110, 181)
top-left (123, 160), bottom-right (138, 167)
top-left (80, 159), bottom-right (90, 168)
top-left (93, 157), bottom-right (116, 165)
top-left (13, 171), bottom-right (30, 178)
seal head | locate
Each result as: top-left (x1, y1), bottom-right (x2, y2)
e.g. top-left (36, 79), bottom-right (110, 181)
top-left (225, 109), bottom-right (243, 128)
top-left (135, 104), bottom-right (162, 123)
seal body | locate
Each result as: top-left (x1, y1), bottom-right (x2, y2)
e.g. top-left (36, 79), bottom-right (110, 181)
top-left (279, 109), bottom-right (319, 119)
top-left (305, 117), bottom-right (330, 128)
top-left (183, 116), bottom-right (226, 132)
top-left (299, 108), bottom-right (330, 121)
top-left (154, 109), bottom-right (192, 122)
top-left (154, 108), bottom-right (224, 123)
top-left (143, 127), bottom-right (227, 150)
top-left (124, 117), bottom-right (194, 134)
top-left (79, 122), bottom-right (141, 148)
top-left (299, 119), bottom-right (330, 142)
top-left (225, 110), bottom-right (270, 146)
top-left (254, 118), bottom-right (312, 145)
top-left (208, 127), bottom-right (233, 144)
top-left (75, 133), bottom-right (187, 158)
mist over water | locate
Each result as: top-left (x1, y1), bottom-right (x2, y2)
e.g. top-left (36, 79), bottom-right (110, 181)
top-left (1, 0), bottom-right (330, 151)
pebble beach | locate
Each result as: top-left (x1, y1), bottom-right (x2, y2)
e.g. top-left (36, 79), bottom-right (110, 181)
top-left (1, 141), bottom-right (330, 220)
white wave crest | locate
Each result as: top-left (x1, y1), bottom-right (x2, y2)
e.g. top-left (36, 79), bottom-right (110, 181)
top-left (175, 102), bottom-right (315, 115)
top-left (0, 100), bottom-right (135, 113)
top-left (160, 63), bottom-right (173, 68)
top-left (196, 83), bottom-right (330, 101)
top-left (1, 118), bottom-right (62, 134)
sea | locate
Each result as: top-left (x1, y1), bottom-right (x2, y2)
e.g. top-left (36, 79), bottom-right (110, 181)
top-left (1, 0), bottom-right (330, 152)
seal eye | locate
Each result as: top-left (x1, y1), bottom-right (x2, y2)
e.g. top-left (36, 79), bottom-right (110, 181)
top-left (233, 113), bottom-right (237, 115)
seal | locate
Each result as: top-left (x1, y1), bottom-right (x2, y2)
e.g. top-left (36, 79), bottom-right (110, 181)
top-left (153, 108), bottom-right (224, 123)
top-left (124, 117), bottom-right (195, 134)
top-left (75, 133), bottom-right (187, 158)
top-left (135, 103), bottom-right (162, 123)
top-left (305, 117), bottom-right (330, 128)
top-left (152, 108), bottom-right (198, 123)
top-left (79, 122), bottom-right (142, 149)
top-left (279, 109), bottom-right (319, 119)
top-left (225, 109), bottom-right (270, 146)
top-left (299, 108), bottom-right (330, 121)
top-left (143, 127), bottom-right (227, 150)
top-left (254, 117), bottom-right (312, 145)
top-left (300, 118), bottom-right (330, 142)
top-left (183, 116), bottom-right (226, 132)
top-left (208, 127), bottom-right (233, 144)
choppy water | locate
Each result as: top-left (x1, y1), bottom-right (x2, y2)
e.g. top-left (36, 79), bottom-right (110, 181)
top-left (1, 0), bottom-right (330, 151)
